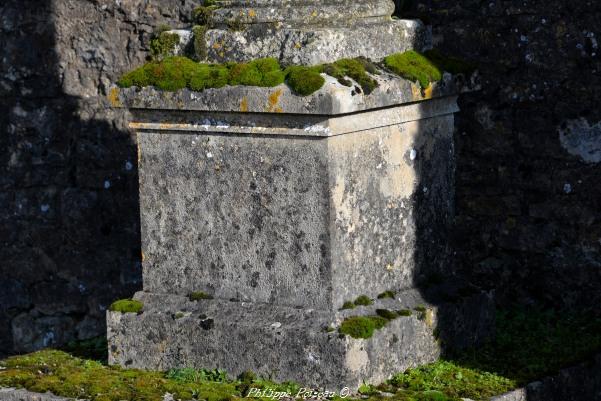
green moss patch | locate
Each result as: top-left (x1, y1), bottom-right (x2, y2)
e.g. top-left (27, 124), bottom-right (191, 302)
top-left (109, 299), bottom-right (143, 314)
top-left (192, 25), bottom-right (209, 61)
top-left (353, 295), bottom-right (374, 306)
top-left (376, 309), bottom-right (398, 320)
top-left (189, 291), bottom-right (214, 301)
top-left (150, 26), bottom-right (180, 60)
top-left (377, 290), bottom-right (396, 299)
top-left (322, 58), bottom-right (379, 95)
top-left (118, 49), bottom-right (475, 96)
top-left (285, 66), bottom-right (325, 96)
top-left (0, 350), bottom-right (281, 401)
top-left (229, 58), bottom-right (286, 87)
top-left (340, 301), bottom-right (356, 310)
top-left (339, 316), bottom-right (388, 339)
top-left (383, 50), bottom-right (442, 89)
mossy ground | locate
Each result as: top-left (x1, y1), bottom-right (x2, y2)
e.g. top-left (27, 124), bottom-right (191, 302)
top-left (0, 351), bottom-right (510, 401)
top-left (2, 308), bottom-right (597, 401)
top-left (117, 50), bottom-right (473, 96)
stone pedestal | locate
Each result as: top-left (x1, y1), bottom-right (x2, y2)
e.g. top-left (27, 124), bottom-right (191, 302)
top-left (108, 0), bottom-right (492, 389)
top-left (108, 73), bottom-right (492, 388)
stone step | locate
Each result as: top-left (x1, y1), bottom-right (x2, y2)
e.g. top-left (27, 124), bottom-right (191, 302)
top-left (107, 289), bottom-right (494, 390)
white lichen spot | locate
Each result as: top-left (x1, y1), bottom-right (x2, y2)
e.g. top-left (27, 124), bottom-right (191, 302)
top-left (104, 180), bottom-right (111, 189)
top-left (40, 204), bottom-right (50, 213)
top-left (206, 152), bottom-right (213, 159)
top-left (12, 105), bottom-right (28, 117)
top-left (42, 331), bottom-right (55, 347)
top-left (558, 118), bottom-right (601, 163)
top-left (270, 322), bottom-right (282, 329)
top-left (563, 183), bottom-right (572, 194)
top-left (306, 352), bottom-right (320, 363)
top-left (303, 124), bottom-right (331, 135)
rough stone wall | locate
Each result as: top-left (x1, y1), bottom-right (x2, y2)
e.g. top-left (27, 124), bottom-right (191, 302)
top-left (407, 0), bottom-right (601, 308)
top-left (1, 0), bottom-right (600, 355)
top-left (0, 0), bottom-right (196, 356)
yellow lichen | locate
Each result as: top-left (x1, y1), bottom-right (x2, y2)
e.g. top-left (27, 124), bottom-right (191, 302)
top-left (240, 97), bottom-right (249, 112)
top-left (107, 87), bottom-right (122, 107)
top-left (267, 89), bottom-right (283, 113)
top-left (423, 84), bottom-right (434, 99)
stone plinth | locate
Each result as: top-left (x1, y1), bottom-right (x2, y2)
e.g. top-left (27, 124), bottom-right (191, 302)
top-left (108, 70), bottom-right (492, 388)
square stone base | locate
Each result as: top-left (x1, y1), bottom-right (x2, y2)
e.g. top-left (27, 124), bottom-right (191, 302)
top-left (108, 290), bottom-right (494, 390)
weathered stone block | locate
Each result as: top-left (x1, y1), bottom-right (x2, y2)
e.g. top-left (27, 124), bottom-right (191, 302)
top-left (133, 92), bottom-right (457, 310)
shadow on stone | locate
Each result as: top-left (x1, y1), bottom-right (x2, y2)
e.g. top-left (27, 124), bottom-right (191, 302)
top-left (0, 0), bottom-right (142, 356)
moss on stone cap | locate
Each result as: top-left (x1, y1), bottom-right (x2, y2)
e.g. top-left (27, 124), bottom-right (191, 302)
top-left (285, 65), bottom-right (325, 96)
top-left (383, 50), bottom-right (442, 89)
top-left (118, 56), bottom-right (229, 91)
top-left (109, 299), bottom-right (143, 313)
top-left (322, 58), bottom-right (379, 95)
top-left (117, 50), bottom-right (472, 97)
top-left (229, 58), bottom-right (286, 87)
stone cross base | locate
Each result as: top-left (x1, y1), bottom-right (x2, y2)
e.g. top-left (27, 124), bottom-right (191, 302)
top-left (108, 290), bottom-right (493, 390)
top-left (108, 71), bottom-right (492, 388)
